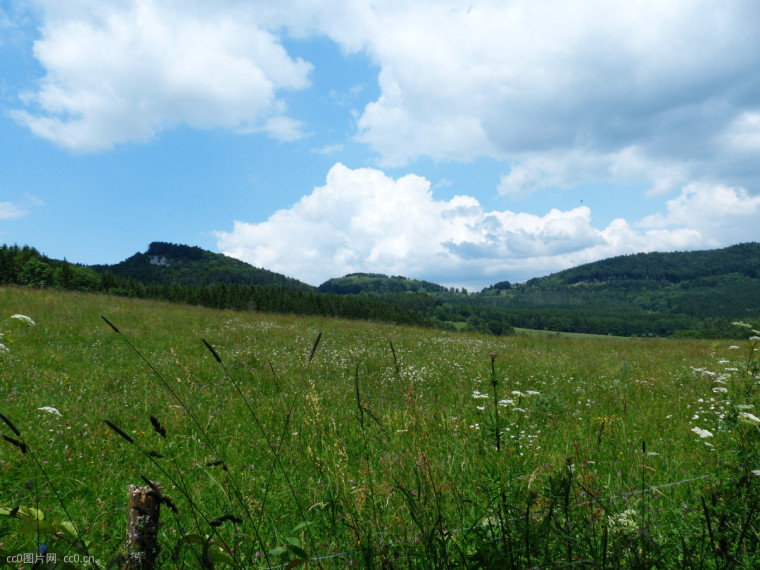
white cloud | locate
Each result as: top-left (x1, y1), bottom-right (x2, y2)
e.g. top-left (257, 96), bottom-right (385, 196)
top-left (0, 194), bottom-right (44, 220)
top-left (312, 0), bottom-right (760, 194)
top-left (216, 164), bottom-right (725, 289)
top-left (0, 202), bottom-right (27, 220)
top-left (639, 183), bottom-right (760, 244)
top-left (13, 0), bottom-right (312, 151)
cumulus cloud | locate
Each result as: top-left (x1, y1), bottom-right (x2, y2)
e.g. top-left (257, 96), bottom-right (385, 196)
top-left (13, 0), bottom-right (312, 151)
top-left (216, 164), bottom-right (731, 289)
top-left (639, 183), bottom-right (760, 244)
top-left (15, 0), bottom-right (760, 200)
top-left (335, 0), bottom-right (760, 186)
top-left (280, 0), bottom-right (759, 198)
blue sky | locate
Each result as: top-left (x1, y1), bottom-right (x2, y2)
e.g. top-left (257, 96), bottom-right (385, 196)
top-left (2, 1), bottom-right (760, 290)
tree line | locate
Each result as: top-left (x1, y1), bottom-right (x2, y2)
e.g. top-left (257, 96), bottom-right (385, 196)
top-left (0, 245), bottom-right (429, 327)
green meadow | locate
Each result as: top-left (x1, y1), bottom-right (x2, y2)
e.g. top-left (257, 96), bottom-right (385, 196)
top-left (1, 286), bottom-right (758, 568)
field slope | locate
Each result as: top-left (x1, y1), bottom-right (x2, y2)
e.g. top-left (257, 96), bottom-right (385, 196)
top-left (1, 286), bottom-right (758, 568)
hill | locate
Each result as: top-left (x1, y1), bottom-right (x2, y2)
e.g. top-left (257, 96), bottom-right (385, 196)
top-left (91, 241), bottom-right (314, 291)
top-left (3, 240), bottom-right (759, 337)
top-left (317, 243), bottom-right (760, 338)
top-left (318, 273), bottom-right (448, 295)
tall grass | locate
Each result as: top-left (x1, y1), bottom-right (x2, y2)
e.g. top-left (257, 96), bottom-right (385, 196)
top-left (0, 286), bottom-right (758, 567)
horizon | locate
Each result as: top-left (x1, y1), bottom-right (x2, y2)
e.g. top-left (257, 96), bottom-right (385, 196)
top-left (7, 238), bottom-right (756, 294)
top-left (2, 2), bottom-right (759, 291)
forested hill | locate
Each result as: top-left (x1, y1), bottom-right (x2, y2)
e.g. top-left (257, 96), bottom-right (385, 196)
top-left (463, 242), bottom-right (760, 337)
top-left (92, 241), bottom-right (314, 291)
top-left (318, 273), bottom-right (448, 294)
top-left (528, 242), bottom-right (760, 286)
top-left (3, 241), bottom-right (759, 337)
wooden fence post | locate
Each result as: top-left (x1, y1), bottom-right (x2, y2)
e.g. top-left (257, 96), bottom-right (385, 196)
top-left (123, 484), bottom-right (162, 569)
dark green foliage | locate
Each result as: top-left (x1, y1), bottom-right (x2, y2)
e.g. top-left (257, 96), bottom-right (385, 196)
top-left (318, 273), bottom-right (448, 294)
top-left (2, 241), bottom-right (759, 337)
top-left (91, 241), bottom-right (314, 291)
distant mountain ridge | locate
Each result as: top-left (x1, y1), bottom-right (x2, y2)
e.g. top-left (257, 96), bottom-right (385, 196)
top-left (91, 241), bottom-right (314, 291)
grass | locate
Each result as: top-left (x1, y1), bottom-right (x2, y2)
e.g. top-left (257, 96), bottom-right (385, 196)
top-left (0, 285), bottom-right (758, 568)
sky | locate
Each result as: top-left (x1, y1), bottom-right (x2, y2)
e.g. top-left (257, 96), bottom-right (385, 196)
top-left (1, 0), bottom-right (760, 291)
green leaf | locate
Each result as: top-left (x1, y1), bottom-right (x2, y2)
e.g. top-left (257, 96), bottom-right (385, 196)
top-left (207, 548), bottom-right (236, 566)
top-left (290, 521), bottom-right (312, 533)
top-left (285, 560), bottom-right (307, 569)
top-left (56, 520), bottom-right (79, 540)
top-left (18, 506), bottom-right (44, 520)
top-left (268, 545), bottom-right (288, 558)
top-left (288, 545), bottom-right (309, 560)
top-left (178, 533), bottom-right (209, 546)
top-left (18, 519), bottom-right (56, 535)
top-left (285, 536), bottom-right (302, 548)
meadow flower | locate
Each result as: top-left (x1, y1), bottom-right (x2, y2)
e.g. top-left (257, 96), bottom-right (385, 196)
top-left (712, 387), bottom-right (728, 394)
top-left (10, 314), bottom-right (35, 326)
top-left (37, 407), bottom-right (62, 417)
top-left (738, 412), bottom-right (760, 425)
top-left (728, 345), bottom-right (740, 350)
top-left (751, 470), bottom-right (760, 477)
top-left (691, 426), bottom-right (713, 438)
top-left (0, 343), bottom-right (8, 354)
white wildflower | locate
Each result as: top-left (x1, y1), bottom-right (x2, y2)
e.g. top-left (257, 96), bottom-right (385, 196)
top-left (471, 390), bottom-right (489, 399)
top-left (11, 314), bottom-right (35, 326)
top-left (751, 470), bottom-right (760, 477)
top-left (0, 343), bottom-right (8, 354)
top-left (738, 412), bottom-right (760, 425)
top-left (498, 399), bottom-right (515, 407)
top-left (749, 336), bottom-right (760, 342)
top-left (728, 345), bottom-right (740, 350)
top-left (609, 509), bottom-right (639, 537)
top-left (736, 404), bottom-right (754, 410)
top-left (511, 390), bottom-right (525, 397)
top-left (37, 407), bottom-right (62, 417)
top-left (525, 390), bottom-right (541, 396)
top-left (691, 426), bottom-right (713, 438)
top-left (712, 387), bottom-right (728, 394)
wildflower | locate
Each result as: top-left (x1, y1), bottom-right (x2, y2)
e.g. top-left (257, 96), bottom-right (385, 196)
top-left (738, 412), bottom-right (760, 425)
top-left (728, 345), bottom-right (740, 350)
top-left (609, 509), bottom-right (638, 537)
top-left (0, 343), bottom-right (8, 354)
top-left (691, 426), bottom-right (713, 438)
top-left (471, 390), bottom-right (488, 399)
top-left (36, 407), bottom-right (62, 417)
top-left (751, 470), bottom-right (760, 477)
top-left (712, 387), bottom-right (728, 394)
top-left (525, 390), bottom-right (541, 396)
top-left (10, 314), bottom-right (35, 326)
